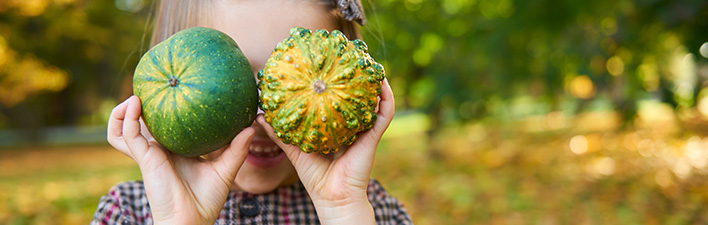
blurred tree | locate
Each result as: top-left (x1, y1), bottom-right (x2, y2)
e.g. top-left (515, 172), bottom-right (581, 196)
top-left (0, 0), bottom-right (150, 143)
top-left (1, 0), bottom-right (708, 145)
top-left (362, 0), bottom-right (708, 135)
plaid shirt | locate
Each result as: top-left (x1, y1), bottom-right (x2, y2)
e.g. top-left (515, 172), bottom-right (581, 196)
top-left (91, 179), bottom-right (412, 225)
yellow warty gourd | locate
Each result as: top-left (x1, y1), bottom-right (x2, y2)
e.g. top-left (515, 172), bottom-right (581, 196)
top-left (258, 27), bottom-right (385, 154)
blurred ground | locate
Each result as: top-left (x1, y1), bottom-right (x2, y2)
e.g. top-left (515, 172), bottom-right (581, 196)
top-left (376, 109), bottom-right (708, 225)
top-left (3, 110), bottom-right (708, 224)
top-left (0, 146), bottom-right (139, 224)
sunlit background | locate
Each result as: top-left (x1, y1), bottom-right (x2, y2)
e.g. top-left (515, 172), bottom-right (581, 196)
top-left (1, 0), bottom-right (708, 224)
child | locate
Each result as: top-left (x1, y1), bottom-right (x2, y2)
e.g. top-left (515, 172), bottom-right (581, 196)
top-left (92, 0), bottom-right (411, 224)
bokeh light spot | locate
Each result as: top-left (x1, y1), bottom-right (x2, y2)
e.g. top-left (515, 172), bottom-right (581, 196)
top-left (684, 136), bottom-right (708, 169)
top-left (587, 157), bottom-right (616, 178)
top-left (672, 158), bottom-right (692, 179)
top-left (697, 97), bottom-right (708, 118)
top-left (19, 0), bottom-right (49, 16)
top-left (569, 75), bottom-right (595, 99)
top-left (601, 17), bottom-right (617, 36)
top-left (606, 56), bottom-right (624, 76)
top-left (595, 157), bottom-right (616, 176)
top-left (115, 0), bottom-right (145, 13)
top-left (545, 111), bottom-right (567, 130)
top-left (638, 57), bottom-right (659, 91)
top-left (699, 42), bottom-right (708, 58)
top-left (570, 135), bottom-right (588, 154)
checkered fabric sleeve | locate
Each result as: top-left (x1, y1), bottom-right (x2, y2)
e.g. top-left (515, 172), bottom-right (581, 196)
top-left (368, 180), bottom-right (413, 224)
top-left (91, 181), bottom-right (153, 225)
top-left (92, 179), bottom-right (412, 224)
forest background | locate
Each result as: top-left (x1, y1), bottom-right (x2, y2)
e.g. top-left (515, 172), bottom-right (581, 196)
top-left (2, 0), bottom-right (708, 224)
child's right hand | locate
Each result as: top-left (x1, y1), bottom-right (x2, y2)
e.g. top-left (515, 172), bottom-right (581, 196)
top-left (107, 96), bottom-right (255, 225)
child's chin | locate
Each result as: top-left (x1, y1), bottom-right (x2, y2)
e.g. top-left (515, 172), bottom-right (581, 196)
top-left (233, 181), bottom-right (281, 194)
top-left (233, 170), bottom-right (297, 194)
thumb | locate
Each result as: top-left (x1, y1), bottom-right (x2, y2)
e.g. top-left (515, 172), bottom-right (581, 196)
top-left (212, 127), bottom-right (255, 184)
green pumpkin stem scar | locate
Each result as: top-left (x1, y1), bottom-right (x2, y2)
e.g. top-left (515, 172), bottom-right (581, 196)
top-left (169, 77), bottom-right (178, 87)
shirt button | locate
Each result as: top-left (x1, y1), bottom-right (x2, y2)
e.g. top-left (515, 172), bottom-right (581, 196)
top-left (239, 197), bottom-right (260, 217)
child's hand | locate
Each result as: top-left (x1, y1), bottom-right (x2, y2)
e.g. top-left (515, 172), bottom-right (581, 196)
top-left (107, 96), bottom-right (255, 225)
top-left (257, 78), bottom-right (395, 225)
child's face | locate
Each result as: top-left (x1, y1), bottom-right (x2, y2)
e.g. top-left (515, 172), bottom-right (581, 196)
top-left (205, 0), bottom-right (339, 194)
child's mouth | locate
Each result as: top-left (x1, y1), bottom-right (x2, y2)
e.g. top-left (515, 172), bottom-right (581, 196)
top-left (248, 143), bottom-right (282, 157)
top-left (245, 140), bottom-right (286, 168)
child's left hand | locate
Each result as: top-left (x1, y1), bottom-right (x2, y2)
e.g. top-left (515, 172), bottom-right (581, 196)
top-left (256, 78), bottom-right (395, 225)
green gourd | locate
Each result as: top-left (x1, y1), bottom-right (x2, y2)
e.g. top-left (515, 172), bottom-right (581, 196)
top-left (133, 27), bottom-right (258, 157)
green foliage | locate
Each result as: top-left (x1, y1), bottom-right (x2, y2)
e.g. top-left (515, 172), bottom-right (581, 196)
top-left (2, 0), bottom-right (708, 139)
top-left (362, 0), bottom-right (708, 127)
top-left (0, 0), bottom-right (150, 142)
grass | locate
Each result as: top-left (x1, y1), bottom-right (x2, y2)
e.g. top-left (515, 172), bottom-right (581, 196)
top-left (2, 110), bottom-right (708, 224)
top-left (0, 146), bottom-right (141, 224)
top-left (373, 111), bottom-right (708, 224)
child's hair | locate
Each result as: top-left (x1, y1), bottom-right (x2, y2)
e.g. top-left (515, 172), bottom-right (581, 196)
top-left (149, 0), bottom-right (361, 47)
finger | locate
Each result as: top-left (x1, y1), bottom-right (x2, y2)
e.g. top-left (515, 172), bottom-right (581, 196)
top-left (345, 79), bottom-right (395, 159)
top-left (122, 96), bottom-right (151, 162)
top-left (107, 98), bottom-right (131, 153)
top-left (372, 78), bottom-right (395, 136)
top-left (212, 127), bottom-right (256, 183)
top-left (255, 115), bottom-right (303, 162)
top-left (139, 118), bottom-right (155, 141)
top-left (202, 145), bottom-right (228, 161)
top-left (332, 81), bottom-right (395, 179)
